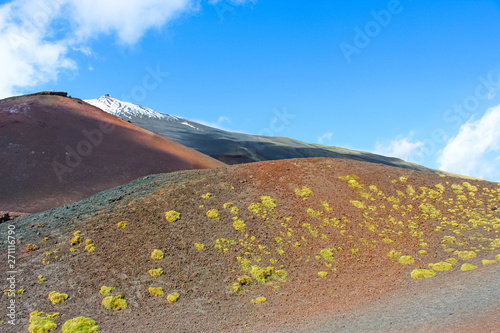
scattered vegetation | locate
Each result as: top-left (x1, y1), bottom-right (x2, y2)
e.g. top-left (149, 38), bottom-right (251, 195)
top-left (48, 291), bottom-right (68, 305)
top-left (410, 269), bottom-right (436, 279)
top-left (99, 286), bottom-right (116, 295)
top-left (251, 297), bottom-right (267, 304)
top-left (233, 219), bottom-right (246, 231)
top-left (428, 262), bottom-right (453, 271)
top-left (460, 263), bottom-right (478, 271)
top-left (27, 243), bottom-right (39, 252)
top-left (398, 256), bottom-right (415, 265)
top-left (116, 221), bottom-right (128, 228)
top-left (85, 239), bottom-right (95, 252)
top-left (294, 186), bottom-right (313, 200)
top-left (102, 295), bottom-right (127, 310)
top-left (61, 317), bottom-right (99, 333)
top-left (28, 311), bottom-right (59, 333)
top-left (318, 271), bottom-right (328, 278)
top-left (151, 249), bottom-right (164, 260)
top-left (70, 231), bottom-right (81, 246)
top-left (194, 243), bottom-right (205, 251)
top-left (149, 268), bottom-right (164, 277)
top-left (206, 209), bottom-right (220, 219)
top-left (148, 287), bottom-right (164, 297)
top-left (167, 292), bottom-right (180, 303)
top-left (165, 211), bottom-right (181, 222)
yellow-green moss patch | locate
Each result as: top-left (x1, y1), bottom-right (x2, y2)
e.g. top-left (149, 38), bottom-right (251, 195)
top-left (319, 249), bottom-right (335, 262)
top-left (165, 211), bottom-right (181, 222)
top-left (387, 250), bottom-right (402, 260)
top-left (482, 259), bottom-right (496, 265)
top-left (231, 283), bottom-right (242, 293)
top-left (398, 256), bottom-right (415, 265)
top-left (201, 193), bottom-right (212, 199)
top-left (4, 289), bottom-right (25, 295)
top-left (116, 221), bottom-right (128, 229)
top-left (99, 286), bottom-right (115, 295)
top-left (48, 291), bottom-right (68, 305)
top-left (294, 186), bottom-right (313, 200)
top-left (61, 316), bottom-right (99, 333)
top-left (151, 249), bottom-right (164, 260)
top-left (84, 239), bottom-right (95, 253)
top-left (233, 219), bottom-right (246, 231)
top-left (70, 231), bottom-right (81, 246)
top-left (429, 262), bottom-right (453, 271)
top-left (410, 269), bottom-right (436, 279)
top-left (101, 295), bottom-right (127, 310)
top-left (350, 200), bottom-right (366, 210)
top-left (167, 292), bottom-right (180, 303)
top-left (194, 243), bottom-right (205, 251)
top-left (237, 275), bottom-right (252, 285)
top-left (28, 311), bottom-right (59, 333)
top-left (455, 251), bottom-right (477, 259)
top-left (251, 297), bottom-right (267, 304)
top-left (318, 271), bottom-right (328, 278)
top-left (27, 243), bottom-right (40, 252)
top-left (206, 209), bottom-right (220, 219)
top-left (38, 275), bottom-right (47, 283)
top-left (148, 288), bottom-right (164, 297)
top-left (446, 258), bottom-right (458, 265)
top-left (250, 266), bottom-right (287, 283)
top-left (149, 268), bottom-right (164, 277)
top-left (461, 263), bottom-right (478, 271)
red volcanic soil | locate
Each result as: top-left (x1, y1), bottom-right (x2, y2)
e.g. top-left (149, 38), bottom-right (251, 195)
top-left (1, 157), bottom-right (499, 332)
top-left (0, 93), bottom-right (224, 213)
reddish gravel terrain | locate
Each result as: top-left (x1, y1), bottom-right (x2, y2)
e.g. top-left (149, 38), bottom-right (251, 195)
top-left (1, 158), bottom-right (499, 332)
top-left (0, 93), bottom-right (225, 214)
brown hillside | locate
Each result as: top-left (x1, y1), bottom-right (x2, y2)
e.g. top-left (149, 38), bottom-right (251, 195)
top-left (0, 93), bottom-right (224, 213)
top-left (1, 158), bottom-right (499, 332)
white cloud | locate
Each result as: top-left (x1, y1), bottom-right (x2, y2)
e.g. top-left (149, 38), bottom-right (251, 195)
top-left (217, 115), bottom-right (231, 125)
top-left (0, 0), bottom-right (75, 98)
top-left (0, 0), bottom-right (255, 98)
top-left (194, 115), bottom-right (232, 130)
top-left (374, 132), bottom-right (424, 162)
top-left (65, 0), bottom-right (195, 45)
top-left (438, 104), bottom-right (500, 180)
top-left (318, 132), bottom-right (333, 145)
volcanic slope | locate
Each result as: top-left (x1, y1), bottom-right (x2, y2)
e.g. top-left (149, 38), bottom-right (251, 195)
top-left (1, 158), bottom-right (499, 332)
top-left (87, 95), bottom-right (443, 173)
top-left (0, 92), bottom-right (224, 214)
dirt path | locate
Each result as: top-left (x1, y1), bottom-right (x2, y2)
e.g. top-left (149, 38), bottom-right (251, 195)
top-left (273, 264), bottom-right (500, 333)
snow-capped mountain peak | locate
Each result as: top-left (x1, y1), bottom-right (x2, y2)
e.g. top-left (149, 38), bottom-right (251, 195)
top-left (85, 95), bottom-right (177, 121)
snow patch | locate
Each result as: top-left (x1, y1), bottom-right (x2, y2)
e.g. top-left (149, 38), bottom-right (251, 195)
top-left (85, 95), bottom-right (176, 121)
top-left (181, 121), bottom-right (201, 130)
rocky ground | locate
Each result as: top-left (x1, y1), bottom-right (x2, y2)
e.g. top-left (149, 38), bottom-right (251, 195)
top-left (1, 157), bottom-right (499, 332)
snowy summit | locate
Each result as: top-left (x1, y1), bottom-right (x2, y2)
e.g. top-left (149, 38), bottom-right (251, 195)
top-left (85, 95), bottom-right (176, 121)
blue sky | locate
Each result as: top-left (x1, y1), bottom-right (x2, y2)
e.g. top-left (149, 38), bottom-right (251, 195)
top-left (2, 0), bottom-right (500, 180)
